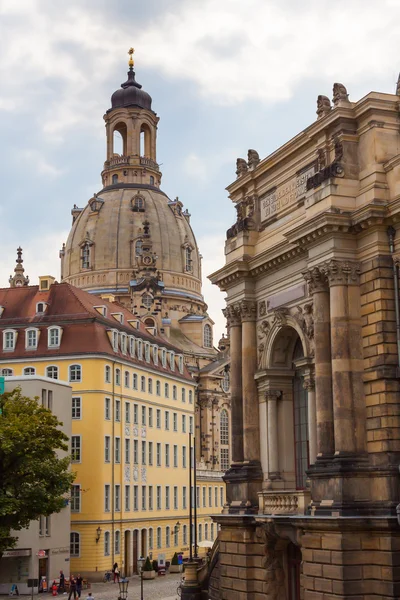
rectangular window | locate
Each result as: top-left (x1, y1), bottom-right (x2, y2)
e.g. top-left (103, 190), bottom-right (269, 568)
top-left (215, 487), bottom-right (218, 507)
top-left (157, 528), bottom-right (161, 548)
top-left (125, 439), bottom-right (130, 464)
top-left (115, 399), bottom-right (121, 422)
top-left (148, 441), bottom-right (153, 466)
top-left (133, 373), bottom-right (138, 390)
top-left (189, 416), bottom-right (193, 434)
top-left (71, 485), bottom-right (80, 512)
top-left (125, 402), bottom-right (131, 423)
top-left (165, 383), bottom-right (169, 398)
top-left (156, 443), bottom-right (161, 467)
top-left (125, 485), bottom-right (130, 511)
top-left (149, 528), bottom-right (153, 550)
top-left (221, 448), bottom-right (229, 471)
top-left (156, 409), bottom-right (161, 428)
top-left (148, 407), bottom-right (153, 427)
top-left (209, 487), bottom-right (212, 507)
top-left (220, 487), bottom-right (224, 506)
top-left (133, 485), bottom-right (138, 511)
top-left (105, 365), bottom-right (111, 383)
top-left (105, 397), bottom-right (111, 420)
top-left (124, 371), bottom-right (129, 387)
top-left (173, 412), bottom-right (177, 431)
top-left (156, 380), bottom-right (161, 396)
top-left (202, 487), bottom-right (206, 508)
top-left (189, 390), bottom-right (193, 404)
top-left (149, 486), bottom-right (153, 510)
top-left (71, 436), bottom-right (81, 462)
top-left (173, 445), bottom-right (178, 468)
top-left (165, 411), bottom-right (169, 430)
top-left (105, 436), bottom-right (111, 462)
top-left (174, 486), bottom-right (178, 510)
top-left (142, 486), bottom-right (146, 510)
top-left (115, 485), bottom-right (120, 512)
top-left (115, 438), bottom-right (121, 463)
top-left (134, 404), bottom-right (138, 424)
top-left (196, 486), bottom-right (200, 509)
top-left (183, 525), bottom-right (187, 545)
top-left (134, 440), bottom-right (138, 464)
top-left (148, 378), bottom-right (153, 394)
top-left (165, 486), bottom-right (170, 510)
top-left (141, 406), bottom-right (146, 426)
top-left (157, 486), bottom-right (161, 510)
top-left (72, 397), bottom-right (81, 419)
top-left (141, 376), bottom-right (146, 392)
top-left (182, 388), bottom-right (186, 403)
top-left (47, 390), bottom-right (53, 412)
top-left (27, 329), bottom-right (37, 349)
top-left (182, 446), bottom-right (187, 468)
top-left (142, 441), bottom-right (146, 465)
top-left (104, 484), bottom-right (110, 512)
top-left (183, 486), bottom-right (187, 510)
top-left (182, 415), bottom-right (186, 433)
top-left (165, 444), bottom-right (170, 468)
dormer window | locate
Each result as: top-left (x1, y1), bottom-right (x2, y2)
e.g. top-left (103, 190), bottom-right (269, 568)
top-left (153, 345), bottom-right (158, 366)
top-left (94, 306), bottom-right (107, 317)
top-left (137, 339), bottom-right (143, 360)
top-left (129, 336), bottom-right (135, 357)
top-left (25, 328), bottom-right (39, 350)
top-left (169, 351), bottom-right (175, 371)
top-left (111, 330), bottom-right (119, 352)
top-left (144, 342), bottom-right (150, 363)
top-left (178, 355), bottom-right (184, 374)
top-left (161, 348), bottom-right (167, 368)
top-left (111, 313), bottom-right (124, 324)
top-left (36, 302), bottom-right (46, 314)
top-left (120, 333), bottom-right (127, 354)
top-left (3, 329), bottom-right (17, 352)
top-left (48, 326), bottom-right (62, 348)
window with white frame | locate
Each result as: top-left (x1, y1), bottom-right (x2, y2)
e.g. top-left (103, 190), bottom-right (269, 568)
top-left (148, 442), bottom-right (153, 466)
top-left (124, 371), bottom-right (129, 387)
top-left (25, 328), bottom-right (39, 350)
top-left (48, 327), bottom-right (61, 348)
top-left (137, 339), bottom-right (143, 360)
top-left (149, 407), bottom-right (153, 427)
top-left (220, 487), bottom-right (224, 506)
top-left (211, 523), bottom-right (214, 540)
top-left (182, 446), bottom-right (187, 469)
top-left (112, 330), bottom-right (118, 352)
top-left (204, 324), bottom-right (212, 348)
top-left (149, 485), bottom-right (153, 510)
top-left (156, 380), bottom-right (161, 396)
top-left (115, 485), bottom-right (121, 511)
top-left (70, 532), bottom-right (80, 557)
top-left (133, 485), bottom-right (138, 511)
top-left (115, 399), bottom-right (121, 422)
top-left (134, 404), bottom-right (138, 424)
top-left (220, 409), bottom-right (229, 444)
top-left (105, 365), bottom-right (111, 383)
top-left (1, 368), bottom-right (13, 376)
top-left (209, 487), bottom-right (212, 507)
top-left (165, 486), bottom-right (170, 509)
top-left (157, 486), bottom-right (161, 510)
top-left (173, 413), bottom-right (177, 432)
top-left (174, 486), bottom-right (178, 510)
top-left (142, 441), bottom-right (146, 465)
top-left (46, 365), bottom-right (58, 379)
top-left (182, 388), bottom-right (186, 403)
top-left (202, 487), bottom-right (206, 507)
top-left (161, 349), bottom-right (167, 367)
top-left (115, 368), bottom-right (121, 385)
top-left (69, 364), bottom-right (81, 382)
top-left (129, 336), bottom-right (135, 357)
top-left (104, 531), bottom-right (110, 556)
top-left (70, 485), bottom-right (81, 512)
top-left (105, 485), bottom-right (110, 511)
top-left (165, 383), bottom-right (169, 398)
top-left (199, 523), bottom-right (202, 542)
top-left (125, 439), bottom-right (130, 464)
top-left (153, 345), bottom-right (158, 365)
top-left (165, 444), bottom-right (170, 467)
top-left (148, 378), bottom-right (153, 394)
top-left (71, 436), bottom-right (81, 462)
top-left (166, 526), bottom-right (170, 547)
top-left (125, 402), bottom-right (130, 423)
top-left (185, 246), bottom-right (192, 272)
top-left (170, 352), bottom-right (175, 370)
top-left (165, 411), bottom-right (170, 430)
top-left (105, 397), bottom-right (111, 420)
top-left (142, 485), bottom-right (146, 510)
top-left (133, 373), bottom-right (138, 390)
top-left (115, 530), bottom-right (120, 554)
top-left (157, 527), bottom-right (162, 548)
top-left (141, 406), bottom-right (146, 426)
top-left (36, 302), bottom-right (45, 314)
top-left (189, 416), bottom-right (193, 434)
top-left (72, 397), bottom-right (81, 419)
top-left (183, 486), bottom-right (187, 509)
top-left (104, 436), bottom-right (111, 462)
top-left (120, 334), bottom-right (127, 354)
top-left (189, 390), bottom-right (193, 404)
top-left (23, 366), bottom-right (35, 376)
top-left (156, 443), bottom-right (161, 467)
top-left (134, 440), bottom-right (138, 464)
top-left (145, 343), bottom-right (150, 362)
top-left (3, 329), bottom-right (16, 351)
top-left (215, 487), bottom-right (218, 507)
top-left (156, 409), bottom-right (161, 428)
top-left (222, 369), bottom-right (230, 392)
top-left (182, 414), bottom-right (186, 433)
top-left (205, 523), bottom-right (208, 541)
top-left (173, 385), bottom-right (177, 400)
top-left (149, 528), bottom-right (153, 549)
top-left (220, 448), bottom-right (229, 471)
top-left (183, 524), bottom-right (187, 545)
top-left (141, 376), bottom-right (146, 392)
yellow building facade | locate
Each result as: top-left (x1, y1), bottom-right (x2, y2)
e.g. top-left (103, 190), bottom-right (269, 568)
top-left (0, 280), bottom-right (223, 579)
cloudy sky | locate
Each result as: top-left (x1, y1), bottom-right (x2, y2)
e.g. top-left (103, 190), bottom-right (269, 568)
top-left (1, 0), bottom-right (400, 337)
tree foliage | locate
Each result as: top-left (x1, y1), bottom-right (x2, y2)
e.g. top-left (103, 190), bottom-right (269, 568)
top-left (0, 388), bottom-right (75, 556)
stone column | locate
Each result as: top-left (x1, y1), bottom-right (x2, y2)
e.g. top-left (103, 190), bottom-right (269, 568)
top-left (240, 300), bottom-right (261, 465)
top-left (224, 304), bottom-right (243, 464)
top-left (303, 267), bottom-right (334, 458)
top-left (265, 390), bottom-right (281, 479)
top-left (303, 376), bottom-right (317, 465)
top-left (323, 260), bottom-right (367, 457)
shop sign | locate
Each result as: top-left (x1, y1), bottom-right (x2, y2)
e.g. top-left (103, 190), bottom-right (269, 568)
top-left (3, 549), bottom-right (31, 557)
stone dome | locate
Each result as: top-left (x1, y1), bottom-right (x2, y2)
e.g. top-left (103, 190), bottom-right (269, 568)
top-left (61, 185), bottom-right (204, 305)
top-left (110, 68), bottom-right (153, 112)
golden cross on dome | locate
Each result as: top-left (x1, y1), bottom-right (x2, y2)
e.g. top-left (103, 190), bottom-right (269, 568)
top-left (128, 47), bottom-right (135, 67)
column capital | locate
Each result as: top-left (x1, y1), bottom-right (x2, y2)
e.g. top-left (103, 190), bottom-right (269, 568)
top-left (239, 300), bottom-right (257, 322)
top-left (223, 303), bottom-right (242, 327)
top-left (302, 266), bottom-right (329, 294)
top-left (265, 389), bottom-right (282, 400)
top-left (303, 377), bottom-right (315, 391)
top-left (321, 259), bottom-right (361, 286)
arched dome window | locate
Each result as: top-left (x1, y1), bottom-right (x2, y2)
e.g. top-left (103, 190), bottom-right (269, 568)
top-left (132, 196), bottom-right (145, 212)
top-left (142, 293), bottom-right (153, 309)
top-left (81, 243), bottom-right (91, 269)
top-left (220, 409), bottom-right (229, 445)
top-left (112, 174), bottom-right (118, 184)
top-left (222, 369), bottom-right (230, 392)
top-left (185, 247), bottom-right (192, 272)
top-left (135, 240), bottom-right (143, 256)
top-left (204, 324), bottom-right (212, 348)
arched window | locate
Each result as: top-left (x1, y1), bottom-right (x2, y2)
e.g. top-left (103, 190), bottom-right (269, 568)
top-left (165, 383), bottom-right (169, 398)
top-left (185, 247), bottom-right (192, 272)
top-left (25, 328), bottom-right (39, 350)
top-left (48, 327), bottom-right (61, 348)
top-left (70, 532), bottom-right (80, 557)
top-left (157, 527), bottom-right (162, 548)
top-left (115, 369), bottom-right (121, 385)
top-left (140, 124), bottom-right (151, 157)
top-left (148, 528), bottom-right (153, 550)
top-left (142, 293), bottom-right (153, 309)
top-left (135, 196), bottom-right (144, 210)
top-left (150, 176), bottom-right (154, 185)
top-left (104, 531), bottom-right (110, 556)
top-left (105, 365), bottom-right (111, 383)
top-left (112, 174), bottom-right (118, 185)
top-left (165, 526), bottom-right (170, 548)
top-left (69, 364), bottom-right (82, 383)
top-left (148, 378), bottom-right (153, 394)
top-left (173, 385), bottom-right (177, 400)
top-left (145, 317), bottom-right (155, 328)
top-left (204, 324), bottom-right (212, 348)
top-left (1, 368), bottom-right (13, 376)
top-left (113, 122), bottom-right (127, 155)
top-left (115, 530), bottom-right (120, 554)
top-left (46, 365), bottom-right (58, 379)
top-left (220, 410), bottom-right (229, 445)
top-left (23, 367), bottom-right (35, 376)
top-left (293, 372), bottom-right (309, 490)
top-left (141, 376), bottom-right (146, 392)
top-left (81, 243), bottom-right (91, 269)
top-left (222, 369), bottom-right (230, 392)
top-left (36, 302), bottom-right (45, 313)
top-left (156, 380), bottom-right (161, 396)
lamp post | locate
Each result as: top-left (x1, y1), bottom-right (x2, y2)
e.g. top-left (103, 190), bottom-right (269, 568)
top-left (95, 527), bottom-right (102, 544)
top-left (137, 557), bottom-right (145, 600)
top-left (117, 578), bottom-right (129, 600)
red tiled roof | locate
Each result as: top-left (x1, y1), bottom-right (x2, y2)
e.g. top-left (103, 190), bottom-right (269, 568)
top-left (0, 283), bottom-right (192, 381)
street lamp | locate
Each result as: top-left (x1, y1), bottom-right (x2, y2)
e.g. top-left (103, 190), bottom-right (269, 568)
top-left (137, 557), bottom-right (145, 600)
top-left (117, 578), bottom-right (129, 600)
top-left (95, 527), bottom-right (102, 544)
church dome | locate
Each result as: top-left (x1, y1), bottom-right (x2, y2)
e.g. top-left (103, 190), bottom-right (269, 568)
top-left (110, 67), bottom-right (153, 112)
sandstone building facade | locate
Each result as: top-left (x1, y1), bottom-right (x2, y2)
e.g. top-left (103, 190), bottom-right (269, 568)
top-left (209, 81), bottom-right (400, 598)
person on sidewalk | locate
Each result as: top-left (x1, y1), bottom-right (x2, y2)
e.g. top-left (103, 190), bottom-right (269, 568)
top-left (68, 576), bottom-right (77, 600)
top-left (75, 575), bottom-right (83, 599)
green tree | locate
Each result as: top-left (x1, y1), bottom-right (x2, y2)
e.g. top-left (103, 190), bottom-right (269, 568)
top-left (0, 388), bottom-right (75, 557)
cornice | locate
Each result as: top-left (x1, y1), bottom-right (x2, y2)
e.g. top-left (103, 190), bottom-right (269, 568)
top-left (208, 260), bottom-right (249, 290)
top-left (284, 212), bottom-right (351, 247)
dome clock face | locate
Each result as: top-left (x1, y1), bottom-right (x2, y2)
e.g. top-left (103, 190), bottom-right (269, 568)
top-left (143, 255), bottom-right (152, 265)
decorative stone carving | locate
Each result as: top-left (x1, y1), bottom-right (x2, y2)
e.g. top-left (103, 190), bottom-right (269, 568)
top-left (257, 320), bottom-right (270, 369)
top-left (294, 303), bottom-right (314, 340)
top-left (223, 304), bottom-right (241, 328)
top-left (272, 308), bottom-right (288, 326)
top-left (248, 149), bottom-right (260, 169)
top-left (321, 260), bottom-right (361, 286)
top-left (316, 148), bottom-right (327, 171)
top-left (302, 267), bottom-right (329, 294)
top-left (316, 95), bottom-right (332, 119)
top-left (239, 300), bottom-right (257, 322)
top-left (259, 300), bottom-right (267, 317)
top-left (265, 389), bottom-right (282, 400)
top-left (227, 195), bottom-right (257, 239)
top-left (236, 158), bottom-right (248, 177)
top-left (255, 524), bottom-right (286, 600)
top-left (332, 82), bottom-right (349, 105)
top-left (333, 136), bottom-right (344, 161)
top-left (303, 377), bottom-right (315, 391)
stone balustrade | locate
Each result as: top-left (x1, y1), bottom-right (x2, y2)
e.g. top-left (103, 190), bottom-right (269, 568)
top-left (258, 489), bottom-right (310, 515)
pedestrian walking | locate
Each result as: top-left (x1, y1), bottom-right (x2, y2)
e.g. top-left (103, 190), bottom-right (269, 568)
top-left (68, 576), bottom-right (77, 600)
top-left (58, 571), bottom-right (65, 595)
top-left (76, 575), bottom-right (83, 599)
top-left (112, 563), bottom-right (119, 584)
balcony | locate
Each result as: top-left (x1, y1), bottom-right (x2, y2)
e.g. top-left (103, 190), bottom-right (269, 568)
top-left (140, 157), bottom-right (159, 171)
top-left (109, 155), bottom-right (129, 166)
top-left (258, 489), bottom-right (310, 515)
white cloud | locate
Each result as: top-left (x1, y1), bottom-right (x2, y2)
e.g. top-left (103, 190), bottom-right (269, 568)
top-left (20, 150), bottom-right (65, 178)
top-left (183, 153), bottom-right (207, 181)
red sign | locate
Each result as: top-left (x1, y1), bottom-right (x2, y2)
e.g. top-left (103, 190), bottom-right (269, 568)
top-left (37, 550), bottom-right (46, 558)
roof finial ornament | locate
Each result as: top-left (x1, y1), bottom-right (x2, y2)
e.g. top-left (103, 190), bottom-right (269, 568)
top-left (9, 246), bottom-right (30, 288)
top-left (128, 47), bottom-right (135, 69)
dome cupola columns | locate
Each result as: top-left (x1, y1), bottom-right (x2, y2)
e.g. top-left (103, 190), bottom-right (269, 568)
top-left (102, 48), bottom-right (161, 190)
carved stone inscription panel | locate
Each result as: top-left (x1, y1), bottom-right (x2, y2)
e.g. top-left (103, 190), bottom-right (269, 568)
top-left (260, 163), bottom-right (315, 223)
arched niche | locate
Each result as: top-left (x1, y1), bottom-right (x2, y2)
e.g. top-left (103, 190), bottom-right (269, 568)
top-left (113, 121), bottom-right (128, 156)
top-left (140, 122), bottom-right (152, 158)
